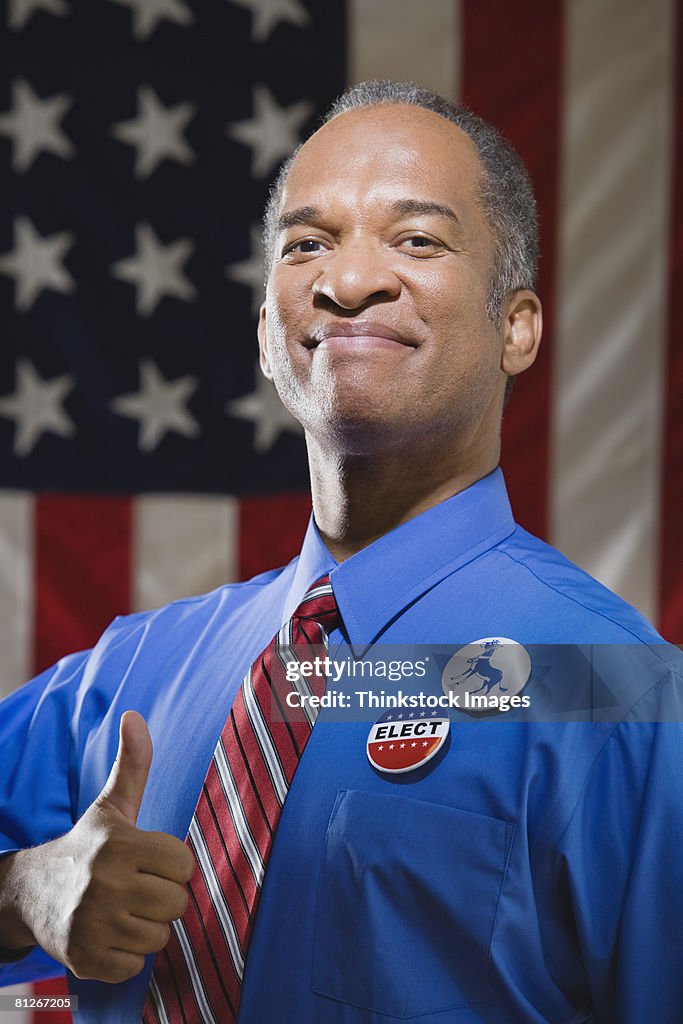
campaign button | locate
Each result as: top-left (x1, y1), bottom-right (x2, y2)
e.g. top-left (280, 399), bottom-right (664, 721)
top-left (366, 710), bottom-right (450, 774)
top-left (441, 637), bottom-right (531, 713)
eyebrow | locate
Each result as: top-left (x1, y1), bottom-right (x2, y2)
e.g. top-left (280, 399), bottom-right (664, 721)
top-left (276, 199), bottom-right (461, 234)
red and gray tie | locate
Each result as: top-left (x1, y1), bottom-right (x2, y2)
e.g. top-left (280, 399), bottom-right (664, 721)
top-left (142, 574), bottom-right (339, 1024)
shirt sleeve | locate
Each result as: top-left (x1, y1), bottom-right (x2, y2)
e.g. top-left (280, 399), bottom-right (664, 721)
top-left (557, 664), bottom-right (683, 1024)
top-left (0, 651), bottom-right (91, 987)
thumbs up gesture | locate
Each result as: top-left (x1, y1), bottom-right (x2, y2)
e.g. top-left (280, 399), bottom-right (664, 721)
top-left (0, 712), bottom-right (195, 983)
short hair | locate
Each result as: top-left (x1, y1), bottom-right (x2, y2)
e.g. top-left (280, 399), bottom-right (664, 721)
top-left (262, 79), bottom-right (539, 324)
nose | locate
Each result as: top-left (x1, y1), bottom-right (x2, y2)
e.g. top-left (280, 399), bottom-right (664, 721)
top-left (311, 239), bottom-right (401, 310)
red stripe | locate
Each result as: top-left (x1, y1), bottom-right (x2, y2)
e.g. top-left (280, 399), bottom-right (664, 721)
top-left (659, 0), bottom-right (683, 642)
top-left (32, 496), bottom-right (132, 1023)
top-left (33, 495), bottom-right (132, 674)
top-left (462, 0), bottom-right (563, 540)
top-left (238, 492), bottom-right (311, 581)
top-left (32, 977), bottom-right (72, 1024)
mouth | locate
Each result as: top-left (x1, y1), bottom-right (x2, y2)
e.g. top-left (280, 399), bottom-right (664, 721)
top-left (307, 320), bottom-right (418, 352)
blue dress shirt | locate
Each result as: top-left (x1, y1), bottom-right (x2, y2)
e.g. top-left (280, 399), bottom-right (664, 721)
top-left (1, 469), bottom-right (681, 1023)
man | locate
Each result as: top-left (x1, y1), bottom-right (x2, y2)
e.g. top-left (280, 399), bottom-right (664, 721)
top-left (0, 81), bottom-right (681, 1023)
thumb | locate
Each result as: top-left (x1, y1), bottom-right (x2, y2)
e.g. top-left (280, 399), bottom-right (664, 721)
top-left (97, 710), bottom-right (153, 825)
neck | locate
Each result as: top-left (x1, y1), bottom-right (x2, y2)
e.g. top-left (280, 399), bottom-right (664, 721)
top-left (307, 429), bottom-right (500, 563)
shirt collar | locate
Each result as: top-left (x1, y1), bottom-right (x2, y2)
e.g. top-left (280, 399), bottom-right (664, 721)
top-left (286, 468), bottom-right (516, 652)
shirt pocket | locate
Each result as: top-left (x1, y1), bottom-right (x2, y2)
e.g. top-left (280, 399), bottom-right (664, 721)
top-left (312, 789), bottom-right (515, 1020)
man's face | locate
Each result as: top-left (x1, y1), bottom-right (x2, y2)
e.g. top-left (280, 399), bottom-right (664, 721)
top-left (258, 104), bottom-right (508, 452)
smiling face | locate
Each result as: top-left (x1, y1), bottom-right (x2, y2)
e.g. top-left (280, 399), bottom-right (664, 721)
top-left (258, 104), bottom-right (535, 459)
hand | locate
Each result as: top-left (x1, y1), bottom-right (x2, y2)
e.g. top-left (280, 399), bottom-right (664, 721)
top-left (1, 712), bottom-right (195, 983)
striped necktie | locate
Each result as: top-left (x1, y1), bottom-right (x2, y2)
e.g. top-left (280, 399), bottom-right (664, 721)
top-left (143, 574), bottom-right (339, 1024)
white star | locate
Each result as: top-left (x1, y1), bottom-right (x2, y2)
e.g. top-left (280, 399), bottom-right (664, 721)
top-left (400, 743), bottom-right (406, 749)
top-left (230, 0), bottom-right (309, 42)
top-left (107, 0), bottom-right (192, 40)
top-left (111, 222), bottom-right (196, 316)
top-left (0, 216), bottom-right (75, 311)
top-left (111, 85), bottom-right (195, 178)
top-left (7, 0), bottom-right (68, 31)
top-left (422, 742), bottom-right (428, 747)
top-left (228, 84), bottom-right (312, 179)
top-left (389, 744), bottom-right (395, 750)
top-left (111, 359), bottom-right (199, 452)
top-left (0, 360), bottom-right (75, 456)
top-left (0, 79), bottom-right (74, 172)
top-left (398, 714), bottom-right (404, 720)
top-left (411, 742), bottom-right (417, 748)
top-left (377, 745), bottom-right (384, 751)
top-left (225, 223), bottom-right (264, 316)
top-left (226, 365), bottom-right (303, 453)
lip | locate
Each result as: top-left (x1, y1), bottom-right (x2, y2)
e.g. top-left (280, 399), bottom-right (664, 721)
top-left (308, 320), bottom-right (418, 350)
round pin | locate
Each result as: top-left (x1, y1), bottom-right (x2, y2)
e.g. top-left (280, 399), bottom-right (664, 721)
top-left (442, 637), bottom-right (531, 713)
top-left (366, 709), bottom-right (450, 774)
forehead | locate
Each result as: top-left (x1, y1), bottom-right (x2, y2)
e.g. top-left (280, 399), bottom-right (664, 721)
top-left (280, 104), bottom-right (485, 219)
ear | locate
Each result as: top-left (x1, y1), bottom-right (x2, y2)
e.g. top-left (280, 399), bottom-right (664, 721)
top-left (257, 302), bottom-right (274, 380)
top-left (500, 290), bottom-right (542, 377)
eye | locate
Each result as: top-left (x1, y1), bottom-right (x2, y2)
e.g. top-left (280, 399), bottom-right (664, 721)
top-left (396, 234), bottom-right (444, 256)
top-left (281, 237), bottom-right (329, 261)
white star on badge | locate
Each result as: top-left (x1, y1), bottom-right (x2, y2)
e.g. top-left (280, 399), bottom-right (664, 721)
top-left (0, 79), bottom-right (74, 172)
top-left (420, 711), bottom-right (426, 717)
top-left (411, 742), bottom-right (417, 748)
top-left (111, 222), bottom-right (196, 316)
top-left (107, 0), bottom-right (192, 39)
top-left (225, 223), bottom-right (264, 316)
top-left (7, 0), bottom-right (68, 31)
top-left (111, 359), bottom-right (199, 452)
top-left (422, 742), bottom-right (428, 747)
top-left (389, 744), bottom-right (395, 750)
top-left (228, 84), bottom-right (312, 179)
top-left (0, 216), bottom-right (75, 311)
top-left (111, 85), bottom-right (195, 178)
top-left (400, 743), bottom-right (406, 749)
top-left (230, 0), bottom-right (309, 42)
top-left (397, 714), bottom-right (404, 720)
top-left (0, 360), bottom-right (75, 456)
top-left (226, 365), bottom-right (303, 453)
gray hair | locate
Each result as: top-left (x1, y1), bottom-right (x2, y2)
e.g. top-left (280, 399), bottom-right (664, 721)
top-left (262, 79), bottom-right (539, 323)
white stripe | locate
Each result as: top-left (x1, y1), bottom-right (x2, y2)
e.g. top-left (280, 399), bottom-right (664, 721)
top-left (241, 666), bottom-right (289, 805)
top-left (133, 495), bottom-right (238, 612)
top-left (188, 818), bottom-right (244, 979)
top-left (347, 0), bottom-right (461, 101)
top-left (551, 0), bottom-right (674, 620)
top-left (171, 917), bottom-right (221, 1024)
top-left (148, 975), bottom-right (171, 1024)
top-left (0, 493), bottom-right (33, 698)
top-left (0, 986), bottom-right (32, 1024)
top-left (214, 738), bottom-right (266, 885)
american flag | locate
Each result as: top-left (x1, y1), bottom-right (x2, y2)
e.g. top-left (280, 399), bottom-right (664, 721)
top-left (0, 0), bottom-right (681, 1021)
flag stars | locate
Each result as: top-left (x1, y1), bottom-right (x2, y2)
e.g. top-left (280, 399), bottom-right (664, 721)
top-left (0, 79), bottom-right (74, 172)
top-left (226, 364), bottom-right (303, 454)
top-left (230, 0), bottom-right (309, 42)
top-left (7, 0), bottom-right (68, 31)
top-left (225, 223), bottom-right (264, 317)
top-left (111, 86), bottom-right (196, 178)
top-left (228, 84), bottom-right (312, 178)
top-left (0, 216), bottom-right (75, 311)
top-left (0, 360), bottom-right (75, 456)
top-left (107, 0), bottom-right (192, 40)
top-left (111, 222), bottom-right (196, 316)
top-left (110, 359), bottom-right (199, 452)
